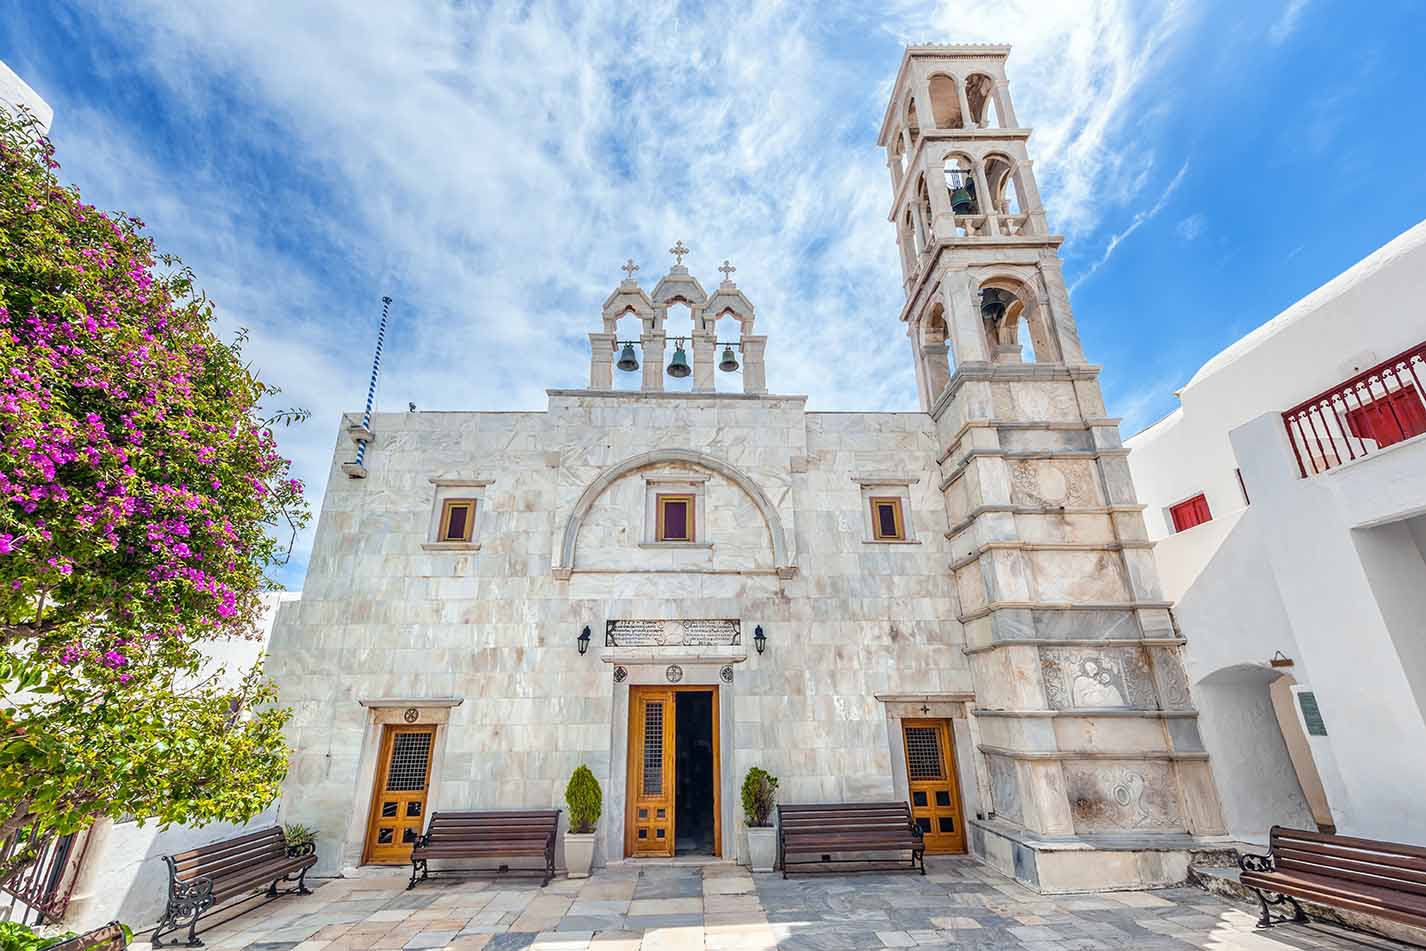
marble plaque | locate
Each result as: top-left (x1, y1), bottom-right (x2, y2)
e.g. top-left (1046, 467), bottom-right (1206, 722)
top-left (606, 618), bottom-right (741, 647)
top-left (1064, 762), bottom-right (1182, 832)
top-left (1040, 646), bottom-right (1157, 710)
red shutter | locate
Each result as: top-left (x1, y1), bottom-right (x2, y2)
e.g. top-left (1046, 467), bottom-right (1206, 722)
top-left (1345, 385), bottom-right (1426, 449)
top-left (1170, 494), bottom-right (1212, 533)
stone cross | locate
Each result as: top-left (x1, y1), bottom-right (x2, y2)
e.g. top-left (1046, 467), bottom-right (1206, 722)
top-left (718, 260), bottom-right (736, 282)
top-left (621, 258), bottom-right (639, 280)
top-left (669, 240), bottom-right (689, 266)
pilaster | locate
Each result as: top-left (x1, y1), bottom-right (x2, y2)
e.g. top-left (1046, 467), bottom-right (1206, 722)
top-left (589, 332), bottom-right (615, 390)
top-left (640, 331), bottom-right (666, 392)
top-left (691, 330), bottom-right (717, 393)
top-left (741, 336), bottom-right (768, 395)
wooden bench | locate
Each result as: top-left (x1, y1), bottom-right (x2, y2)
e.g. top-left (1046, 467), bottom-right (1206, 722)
top-left (153, 827), bottom-right (316, 947)
top-left (48, 922), bottom-right (127, 951)
top-left (409, 810), bottom-right (560, 889)
top-left (778, 802), bottom-right (924, 878)
top-left (1239, 825), bottom-right (1426, 931)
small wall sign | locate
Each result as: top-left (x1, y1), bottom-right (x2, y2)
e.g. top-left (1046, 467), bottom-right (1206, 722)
top-left (1298, 691), bottom-right (1328, 736)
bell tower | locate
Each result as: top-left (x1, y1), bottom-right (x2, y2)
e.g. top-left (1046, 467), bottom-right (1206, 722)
top-left (881, 45), bottom-right (1227, 892)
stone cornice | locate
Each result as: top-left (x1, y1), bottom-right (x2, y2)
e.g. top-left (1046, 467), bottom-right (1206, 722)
top-left (546, 389), bottom-right (806, 403)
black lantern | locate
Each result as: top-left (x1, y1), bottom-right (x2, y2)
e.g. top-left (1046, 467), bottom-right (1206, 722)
top-left (667, 342), bottom-right (691, 378)
top-left (616, 342), bottom-right (640, 372)
top-left (718, 345), bottom-right (740, 373)
top-left (753, 624), bottom-right (767, 654)
top-left (577, 625), bottom-right (592, 655)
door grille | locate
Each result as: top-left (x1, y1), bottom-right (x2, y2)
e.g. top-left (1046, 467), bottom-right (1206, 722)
top-left (905, 725), bottom-right (945, 781)
top-left (642, 701), bottom-right (664, 795)
top-left (386, 731), bottom-right (433, 791)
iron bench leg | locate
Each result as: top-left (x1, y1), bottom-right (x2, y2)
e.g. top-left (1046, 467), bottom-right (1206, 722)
top-left (1249, 887), bottom-right (1309, 929)
top-left (153, 876), bottom-right (214, 948)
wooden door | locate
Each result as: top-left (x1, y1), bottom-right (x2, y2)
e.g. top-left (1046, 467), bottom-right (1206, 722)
top-left (902, 718), bottom-right (966, 854)
top-left (363, 724), bottom-right (437, 865)
top-left (627, 687), bottom-right (676, 857)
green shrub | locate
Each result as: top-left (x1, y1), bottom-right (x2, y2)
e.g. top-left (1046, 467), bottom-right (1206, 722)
top-left (0, 921), bottom-right (132, 951)
top-left (565, 764), bottom-right (602, 834)
top-left (741, 767), bottom-right (779, 827)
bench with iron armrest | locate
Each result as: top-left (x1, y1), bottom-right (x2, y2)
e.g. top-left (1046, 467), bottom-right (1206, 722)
top-left (409, 810), bottom-right (560, 889)
top-left (154, 826), bottom-right (316, 947)
top-left (1238, 825), bottom-right (1426, 931)
top-left (47, 922), bottom-right (128, 951)
top-left (778, 802), bottom-right (924, 878)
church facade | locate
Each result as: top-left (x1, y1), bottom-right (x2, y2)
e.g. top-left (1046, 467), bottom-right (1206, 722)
top-left (267, 44), bottom-right (1226, 894)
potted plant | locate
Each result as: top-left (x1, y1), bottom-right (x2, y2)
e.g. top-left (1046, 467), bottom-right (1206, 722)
top-left (564, 764), bottom-right (602, 878)
top-left (283, 822), bottom-right (317, 858)
top-left (742, 766), bottom-right (779, 872)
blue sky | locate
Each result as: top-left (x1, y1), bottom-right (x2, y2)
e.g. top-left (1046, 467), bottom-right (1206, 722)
top-left (3, 0), bottom-right (1424, 587)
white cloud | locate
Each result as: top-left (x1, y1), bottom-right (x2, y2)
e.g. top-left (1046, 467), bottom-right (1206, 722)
top-left (1070, 160), bottom-right (1190, 293)
top-left (1176, 212), bottom-right (1206, 240)
top-left (1269, 0), bottom-right (1311, 44)
top-left (44, 0), bottom-right (1206, 580)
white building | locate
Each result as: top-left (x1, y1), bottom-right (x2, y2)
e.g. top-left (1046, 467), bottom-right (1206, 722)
top-left (1126, 220), bottom-right (1426, 848)
top-left (267, 44), bottom-right (1228, 897)
top-left (0, 60), bottom-right (53, 134)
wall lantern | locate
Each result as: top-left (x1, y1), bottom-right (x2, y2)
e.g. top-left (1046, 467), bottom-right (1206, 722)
top-left (578, 625), bottom-right (592, 655)
top-left (753, 624), bottom-right (767, 654)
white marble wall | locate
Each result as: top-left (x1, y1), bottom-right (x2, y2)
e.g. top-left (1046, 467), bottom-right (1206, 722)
top-left (267, 393), bottom-right (971, 874)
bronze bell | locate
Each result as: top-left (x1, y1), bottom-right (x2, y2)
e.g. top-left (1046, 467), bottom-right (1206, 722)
top-left (980, 288), bottom-right (1007, 323)
top-left (950, 178), bottom-right (978, 215)
top-left (616, 342), bottom-right (640, 372)
top-left (667, 344), bottom-right (691, 378)
top-left (718, 345), bottom-right (739, 372)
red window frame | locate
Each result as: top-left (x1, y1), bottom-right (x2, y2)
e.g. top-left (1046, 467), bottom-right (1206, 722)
top-left (1344, 384), bottom-right (1426, 449)
top-left (1169, 494), bottom-right (1212, 533)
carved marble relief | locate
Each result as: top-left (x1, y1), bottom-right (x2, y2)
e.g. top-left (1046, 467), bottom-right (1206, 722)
top-left (1064, 762), bottom-right (1183, 833)
top-left (1148, 646), bottom-right (1193, 710)
top-left (1008, 459), bottom-right (1096, 509)
top-left (1040, 647), bottom-right (1157, 710)
top-left (987, 754), bottom-right (1024, 825)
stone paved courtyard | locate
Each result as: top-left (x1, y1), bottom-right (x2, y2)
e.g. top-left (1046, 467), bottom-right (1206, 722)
top-left (142, 857), bottom-right (1413, 951)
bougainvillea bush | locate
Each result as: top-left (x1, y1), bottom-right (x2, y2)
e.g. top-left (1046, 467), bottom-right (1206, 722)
top-left (0, 106), bottom-right (309, 867)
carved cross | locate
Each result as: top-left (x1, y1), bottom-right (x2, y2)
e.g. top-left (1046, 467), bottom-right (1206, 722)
top-left (920, 704), bottom-right (931, 715)
top-left (621, 258), bottom-right (639, 280)
top-left (668, 240), bottom-right (689, 266)
top-left (718, 259), bottom-right (736, 281)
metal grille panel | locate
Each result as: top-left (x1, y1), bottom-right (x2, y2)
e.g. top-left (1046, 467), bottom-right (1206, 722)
top-left (905, 726), bottom-right (945, 781)
top-left (385, 731), bottom-right (433, 792)
top-left (642, 701), bottom-right (664, 795)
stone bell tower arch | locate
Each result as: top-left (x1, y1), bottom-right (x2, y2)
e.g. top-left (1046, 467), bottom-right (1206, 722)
top-left (880, 44), bottom-right (1225, 892)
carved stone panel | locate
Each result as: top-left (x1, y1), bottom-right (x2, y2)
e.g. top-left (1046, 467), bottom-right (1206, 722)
top-left (1147, 646), bottom-right (1193, 711)
top-left (1008, 459), bottom-right (1098, 509)
top-left (987, 754), bottom-right (1024, 825)
top-left (1064, 761), bottom-right (1183, 833)
top-left (1040, 647), bottom-right (1157, 710)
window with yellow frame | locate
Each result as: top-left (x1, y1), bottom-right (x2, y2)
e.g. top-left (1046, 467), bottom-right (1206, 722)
top-left (869, 496), bottom-right (906, 541)
top-left (437, 499), bottom-right (476, 542)
top-left (656, 494), bottom-right (695, 543)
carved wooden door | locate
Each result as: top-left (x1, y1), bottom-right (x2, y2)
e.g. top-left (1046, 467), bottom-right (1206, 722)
top-left (628, 687), bottom-right (676, 856)
top-left (363, 724), bottom-right (436, 865)
top-left (902, 718), bottom-right (966, 854)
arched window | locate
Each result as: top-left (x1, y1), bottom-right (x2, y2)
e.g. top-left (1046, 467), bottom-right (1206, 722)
top-left (905, 96), bottom-right (921, 146)
top-left (965, 74), bottom-right (1000, 128)
top-left (978, 280), bottom-right (1052, 364)
top-left (928, 75), bottom-right (963, 129)
top-left (943, 154), bottom-right (979, 236)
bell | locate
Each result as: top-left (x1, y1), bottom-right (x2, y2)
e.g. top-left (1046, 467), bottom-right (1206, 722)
top-left (616, 342), bottom-right (640, 372)
top-left (666, 344), bottom-right (691, 378)
top-left (718, 345), bottom-right (740, 373)
top-left (980, 288), bottom-right (1007, 323)
top-left (950, 180), bottom-right (978, 215)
